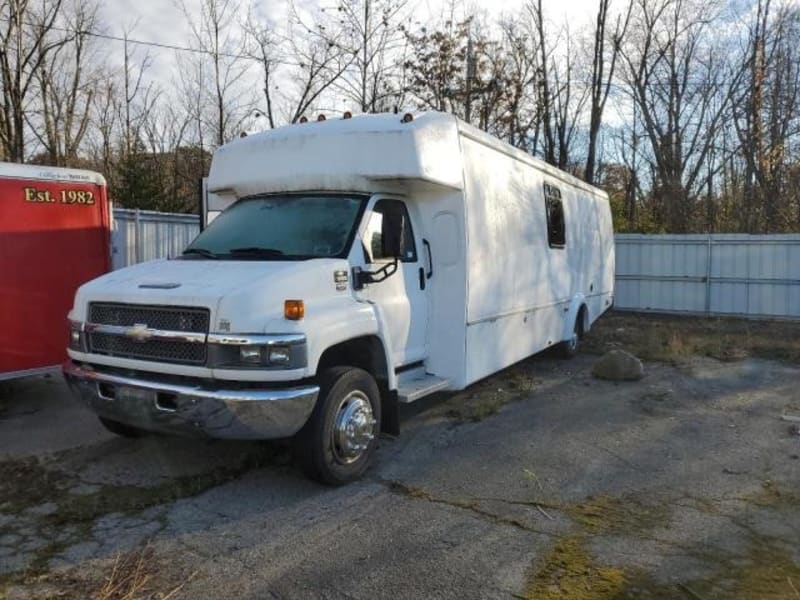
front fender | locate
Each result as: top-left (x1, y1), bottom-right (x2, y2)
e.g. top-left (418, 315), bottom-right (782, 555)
top-left (302, 298), bottom-right (396, 390)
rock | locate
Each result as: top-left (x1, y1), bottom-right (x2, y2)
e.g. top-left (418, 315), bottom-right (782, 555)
top-left (592, 350), bottom-right (644, 381)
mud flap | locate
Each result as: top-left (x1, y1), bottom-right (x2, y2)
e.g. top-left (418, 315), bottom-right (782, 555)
top-left (381, 389), bottom-right (400, 437)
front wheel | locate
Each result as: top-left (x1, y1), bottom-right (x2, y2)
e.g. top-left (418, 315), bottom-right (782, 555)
top-left (295, 367), bottom-right (381, 485)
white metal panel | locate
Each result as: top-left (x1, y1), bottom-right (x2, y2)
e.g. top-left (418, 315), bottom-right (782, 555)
top-left (460, 134), bottom-right (613, 385)
top-left (111, 209), bottom-right (200, 269)
top-left (616, 234), bottom-right (800, 319)
top-left (208, 112), bottom-right (465, 199)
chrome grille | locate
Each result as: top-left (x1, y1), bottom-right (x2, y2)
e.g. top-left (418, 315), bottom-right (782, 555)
top-left (88, 303), bottom-right (209, 365)
top-left (89, 303), bottom-right (209, 333)
top-left (89, 333), bottom-right (207, 364)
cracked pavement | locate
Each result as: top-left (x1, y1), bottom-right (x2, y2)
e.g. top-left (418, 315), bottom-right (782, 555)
top-left (1, 347), bottom-right (799, 598)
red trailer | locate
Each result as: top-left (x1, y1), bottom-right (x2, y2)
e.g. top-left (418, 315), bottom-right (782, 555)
top-left (0, 162), bottom-right (110, 381)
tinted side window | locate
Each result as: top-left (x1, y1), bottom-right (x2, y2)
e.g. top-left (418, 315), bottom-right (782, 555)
top-left (364, 200), bottom-right (417, 262)
top-left (544, 183), bottom-right (565, 248)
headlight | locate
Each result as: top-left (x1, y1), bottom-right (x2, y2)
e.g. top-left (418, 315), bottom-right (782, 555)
top-left (267, 346), bottom-right (291, 365)
top-left (206, 336), bottom-right (307, 369)
top-left (68, 321), bottom-right (87, 352)
top-left (239, 345), bottom-right (263, 364)
top-left (236, 345), bottom-right (290, 365)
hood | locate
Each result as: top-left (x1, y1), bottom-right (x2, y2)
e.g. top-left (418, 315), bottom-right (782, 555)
top-left (72, 257), bottom-right (352, 332)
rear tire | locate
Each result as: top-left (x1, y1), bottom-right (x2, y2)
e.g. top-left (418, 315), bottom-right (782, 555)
top-left (98, 416), bottom-right (145, 438)
top-left (558, 313), bottom-right (584, 359)
top-left (295, 367), bottom-right (381, 486)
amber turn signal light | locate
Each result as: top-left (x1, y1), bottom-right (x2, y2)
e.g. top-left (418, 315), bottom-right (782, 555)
top-left (284, 300), bottom-right (305, 320)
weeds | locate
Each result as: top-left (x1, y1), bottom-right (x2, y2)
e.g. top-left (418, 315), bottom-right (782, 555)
top-left (583, 313), bottom-right (800, 364)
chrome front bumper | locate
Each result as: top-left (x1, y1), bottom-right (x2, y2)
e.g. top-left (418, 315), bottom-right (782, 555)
top-left (63, 361), bottom-right (319, 440)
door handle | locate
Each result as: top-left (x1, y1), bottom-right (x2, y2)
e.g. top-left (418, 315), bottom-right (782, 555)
top-left (422, 239), bottom-right (433, 279)
top-left (418, 267), bottom-right (426, 290)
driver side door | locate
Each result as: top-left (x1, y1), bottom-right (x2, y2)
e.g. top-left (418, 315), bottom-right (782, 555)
top-left (358, 197), bottom-right (429, 368)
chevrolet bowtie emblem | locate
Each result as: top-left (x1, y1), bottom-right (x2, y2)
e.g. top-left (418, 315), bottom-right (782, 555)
top-left (126, 323), bottom-right (152, 343)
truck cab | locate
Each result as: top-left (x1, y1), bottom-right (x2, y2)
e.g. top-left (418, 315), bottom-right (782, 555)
top-left (65, 191), bottom-right (436, 486)
top-left (64, 112), bottom-right (614, 485)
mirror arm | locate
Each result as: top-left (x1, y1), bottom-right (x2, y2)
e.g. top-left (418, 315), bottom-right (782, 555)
top-left (352, 257), bottom-right (399, 290)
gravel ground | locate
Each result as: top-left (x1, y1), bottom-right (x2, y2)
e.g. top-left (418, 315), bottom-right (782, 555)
top-left (1, 321), bottom-right (799, 599)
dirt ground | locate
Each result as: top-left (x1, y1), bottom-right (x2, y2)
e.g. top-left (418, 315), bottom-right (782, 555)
top-left (1, 312), bottom-right (799, 599)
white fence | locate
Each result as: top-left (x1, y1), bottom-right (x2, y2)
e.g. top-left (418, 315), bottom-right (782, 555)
top-left (110, 212), bottom-right (800, 320)
top-left (614, 234), bottom-right (800, 319)
top-left (111, 208), bottom-right (200, 270)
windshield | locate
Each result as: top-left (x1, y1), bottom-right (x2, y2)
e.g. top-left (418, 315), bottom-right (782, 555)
top-left (183, 194), bottom-right (366, 260)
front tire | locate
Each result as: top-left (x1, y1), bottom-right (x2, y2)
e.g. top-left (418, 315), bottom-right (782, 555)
top-left (295, 367), bottom-right (381, 486)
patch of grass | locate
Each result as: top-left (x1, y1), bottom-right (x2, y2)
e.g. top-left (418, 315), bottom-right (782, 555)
top-left (437, 366), bottom-right (539, 423)
top-left (676, 538), bottom-right (800, 600)
top-left (723, 542), bottom-right (800, 600)
top-left (52, 464), bottom-right (246, 527)
top-left (2, 446), bottom-right (279, 529)
top-left (6, 543), bottom-right (197, 600)
top-left (564, 494), bottom-right (670, 536)
top-left (0, 445), bottom-right (280, 590)
top-left (526, 495), bottom-right (800, 599)
top-left (96, 544), bottom-right (156, 600)
top-left (583, 313), bottom-right (800, 364)
top-left (0, 457), bottom-right (70, 515)
top-left (745, 481), bottom-right (800, 509)
top-left (526, 536), bottom-right (627, 600)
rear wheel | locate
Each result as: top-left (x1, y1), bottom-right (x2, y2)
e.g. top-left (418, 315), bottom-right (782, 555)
top-left (558, 313), bottom-right (584, 359)
top-left (98, 416), bottom-right (146, 438)
top-left (295, 367), bottom-right (381, 485)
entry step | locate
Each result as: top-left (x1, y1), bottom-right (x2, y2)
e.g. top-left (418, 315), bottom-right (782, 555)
top-left (397, 374), bottom-right (450, 403)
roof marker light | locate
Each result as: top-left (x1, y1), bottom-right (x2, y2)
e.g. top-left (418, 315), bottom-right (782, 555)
top-left (343, 111), bottom-right (352, 119)
top-left (317, 114), bottom-right (327, 121)
top-left (299, 116), bottom-right (308, 123)
top-left (401, 113), bottom-right (414, 123)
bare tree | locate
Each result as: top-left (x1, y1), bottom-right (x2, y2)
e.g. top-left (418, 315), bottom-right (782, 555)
top-left (733, 0), bottom-right (800, 232)
top-left (277, 4), bottom-right (357, 123)
top-left (527, 0), bottom-right (588, 170)
top-left (401, 19), bottom-right (470, 115)
top-left (329, 0), bottom-right (409, 113)
top-left (244, 7), bottom-right (279, 128)
top-left (529, 0), bottom-right (556, 165)
top-left (178, 0), bottom-right (254, 146)
top-left (0, 0), bottom-right (67, 161)
top-left (584, 0), bottom-right (632, 183)
top-left (87, 79), bottom-right (117, 178)
top-left (619, 0), bottom-right (744, 232)
top-left (498, 20), bottom-right (540, 150)
top-left (118, 27), bottom-right (156, 156)
top-left (34, 0), bottom-right (102, 166)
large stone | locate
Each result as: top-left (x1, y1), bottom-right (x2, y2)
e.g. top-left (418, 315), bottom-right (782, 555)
top-left (592, 349), bottom-right (644, 381)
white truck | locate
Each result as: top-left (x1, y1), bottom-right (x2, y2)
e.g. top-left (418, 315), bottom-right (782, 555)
top-left (64, 112), bottom-right (614, 484)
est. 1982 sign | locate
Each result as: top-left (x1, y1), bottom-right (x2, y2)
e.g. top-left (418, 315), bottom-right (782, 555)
top-left (24, 187), bottom-right (95, 205)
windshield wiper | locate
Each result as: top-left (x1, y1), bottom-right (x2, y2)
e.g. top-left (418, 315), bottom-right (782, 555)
top-left (182, 247), bottom-right (219, 259)
top-left (228, 246), bottom-right (286, 257)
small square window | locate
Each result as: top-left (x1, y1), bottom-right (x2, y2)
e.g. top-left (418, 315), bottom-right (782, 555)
top-left (543, 183), bottom-right (565, 248)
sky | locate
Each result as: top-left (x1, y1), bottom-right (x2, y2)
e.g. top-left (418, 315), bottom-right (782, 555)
top-left (99, 0), bottom-right (602, 94)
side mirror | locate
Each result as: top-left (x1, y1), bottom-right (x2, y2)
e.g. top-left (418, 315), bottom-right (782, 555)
top-left (380, 205), bottom-right (405, 259)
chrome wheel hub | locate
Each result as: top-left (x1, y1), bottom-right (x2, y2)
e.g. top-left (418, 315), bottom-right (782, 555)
top-left (568, 332), bottom-right (578, 350)
top-left (332, 391), bottom-right (376, 465)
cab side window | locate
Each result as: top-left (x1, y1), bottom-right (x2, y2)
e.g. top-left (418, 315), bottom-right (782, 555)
top-left (544, 183), bottom-right (566, 248)
top-left (364, 200), bottom-right (417, 262)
